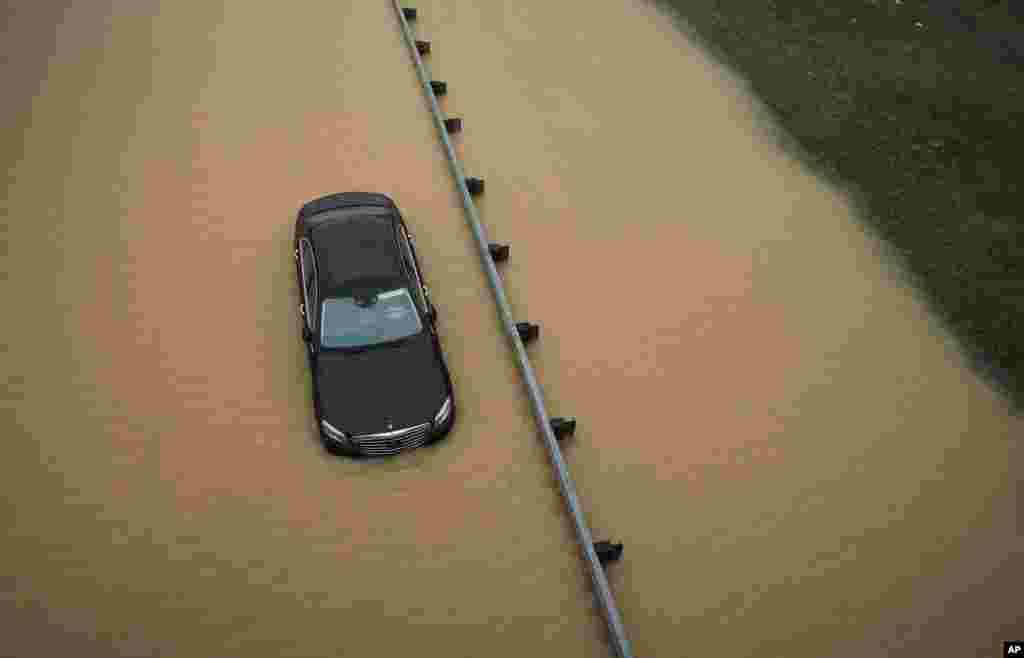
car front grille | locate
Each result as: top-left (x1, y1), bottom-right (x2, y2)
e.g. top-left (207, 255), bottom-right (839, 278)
top-left (352, 422), bottom-right (431, 456)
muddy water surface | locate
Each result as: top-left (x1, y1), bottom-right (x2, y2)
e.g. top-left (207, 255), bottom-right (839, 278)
top-left (2, 0), bottom-right (1020, 657)
top-left (4, 1), bottom-right (604, 655)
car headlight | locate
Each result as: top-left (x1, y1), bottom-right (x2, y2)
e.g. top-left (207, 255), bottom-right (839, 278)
top-left (321, 419), bottom-right (349, 442)
top-left (433, 396), bottom-right (452, 424)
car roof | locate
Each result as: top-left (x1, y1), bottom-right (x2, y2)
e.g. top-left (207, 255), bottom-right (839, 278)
top-left (310, 209), bottom-right (406, 298)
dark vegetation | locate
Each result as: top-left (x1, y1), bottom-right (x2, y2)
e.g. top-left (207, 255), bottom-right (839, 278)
top-left (655, 0), bottom-right (1023, 410)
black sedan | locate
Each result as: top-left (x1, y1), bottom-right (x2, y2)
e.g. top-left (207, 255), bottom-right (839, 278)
top-left (293, 192), bottom-right (456, 457)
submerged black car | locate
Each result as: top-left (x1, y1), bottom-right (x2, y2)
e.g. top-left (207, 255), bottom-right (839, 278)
top-left (294, 192), bottom-right (455, 457)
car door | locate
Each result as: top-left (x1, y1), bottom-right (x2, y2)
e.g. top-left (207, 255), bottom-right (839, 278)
top-left (395, 221), bottom-right (433, 321)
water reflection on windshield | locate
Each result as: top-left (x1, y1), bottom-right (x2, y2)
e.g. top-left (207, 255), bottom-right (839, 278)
top-left (320, 288), bottom-right (422, 349)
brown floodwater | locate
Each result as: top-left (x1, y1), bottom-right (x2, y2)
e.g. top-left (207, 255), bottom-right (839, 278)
top-left (1, 1), bottom-right (1019, 656)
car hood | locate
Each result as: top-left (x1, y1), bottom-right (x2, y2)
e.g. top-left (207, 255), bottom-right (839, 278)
top-left (315, 331), bottom-right (449, 436)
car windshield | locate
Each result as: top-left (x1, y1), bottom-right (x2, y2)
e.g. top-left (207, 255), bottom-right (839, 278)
top-left (320, 288), bottom-right (423, 349)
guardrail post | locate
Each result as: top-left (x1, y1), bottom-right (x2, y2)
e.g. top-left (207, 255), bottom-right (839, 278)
top-left (488, 243), bottom-right (510, 262)
top-left (595, 541), bottom-right (624, 565)
top-left (443, 117), bottom-right (463, 133)
top-left (550, 416), bottom-right (576, 440)
top-left (465, 177), bottom-right (484, 196)
top-left (515, 321), bottom-right (540, 343)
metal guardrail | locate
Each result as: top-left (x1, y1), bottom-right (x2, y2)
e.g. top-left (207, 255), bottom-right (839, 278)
top-left (391, 4), bottom-right (634, 657)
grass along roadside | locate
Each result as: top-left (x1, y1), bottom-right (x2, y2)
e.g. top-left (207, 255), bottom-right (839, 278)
top-left (652, 0), bottom-right (1023, 410)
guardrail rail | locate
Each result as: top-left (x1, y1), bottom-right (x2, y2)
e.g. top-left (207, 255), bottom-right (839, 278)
top-left (391, 4), bottom-right (635, 657)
